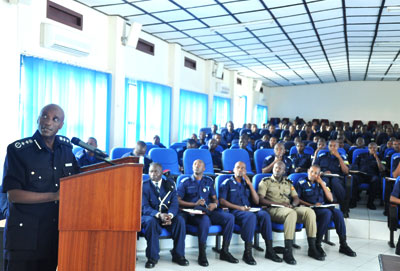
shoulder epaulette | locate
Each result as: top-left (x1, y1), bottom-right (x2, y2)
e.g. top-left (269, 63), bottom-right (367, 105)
top-left (180, 177), bottom-right (190, 184)
top-left (57, 136), bottom-right (73, 148)
top-left (221, 178), bottom-right (232, 186)
top-left (10, 137), bottom-right (34, 150)
top-left (299, 180), bottom-right (306, 185)
top-left (266, 155), bottom-right (273, 160)
top-left (319, 152), bottom-right (328, 157)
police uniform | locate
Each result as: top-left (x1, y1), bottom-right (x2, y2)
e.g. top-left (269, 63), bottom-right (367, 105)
top-left (2, 130), bottom-right (79, 271)
top-left (291, 153), bottom-right (312, 171)
top-left (296, 178), bottom-right (346, 241)
top-left (75, 149), bottom-right (102, 167)
top-left (177, 175), bottom-right (234, 245)
top-left (209, 150), bottom-right (222, 169)
top-left (350, 152), bottom-right (380, 204)
top-left (313, 152), bottom-right (347, 202)
top-left (258, 176), bottom-right (317, 240)
top-left (391, 180), bottom-right (400, 255)
top-left (141, 178), bottom-right (186, 261)
top-left (262, 155), bottom-right (294, 176)
top-left (122, 151), bottom-right (152, 174)
top-left (219, 176), bottom-right (273, 243)
top-left (221, 130), bottom-right (239, 146)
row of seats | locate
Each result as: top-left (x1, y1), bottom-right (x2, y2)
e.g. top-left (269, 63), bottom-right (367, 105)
top-left (140, 172), bottom-right (335, 249)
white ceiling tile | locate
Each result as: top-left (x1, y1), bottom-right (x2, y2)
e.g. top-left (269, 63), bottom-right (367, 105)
top-left (314, 18), bottom-right (343, 28)
top-left (95, 3), bottom-right (143, 16)
top-left (183, 28), bottom-right (215, 37)
top-left (169, 20), bottom-right (206, 29)
top-left (78, 0), bottom-right (123, 6)
top-left (278, 14), bottom-right (310, 25)
top-left (346, 7), bottom-right (379, 16)
top-left (224, 0), bottom-right (265, 13)
top-left (283, 23), bottom-right (313, 32)
top-left (127, 14), bottom-right (161, 25)
top-left (157, 31), bottom-right (187, 39)
top-left (223, 31), bottom-right (255, 40)
top-left (154, 10), bottom-right (194, 22)
top-left (196, 35), bottom-right (227, 43)
top-left (143, 24), bottom-right (176, 33)
top-left (311, 8), bottom-right (343, 21)
top-left (252, 27), bottom-right (285, 36)
top-left (169, 37), bottom-right (197, 46)
top-left (347, 16), bottom-right (378, 24)
top-left (317, 25), bottom-right (344, 35)
top-left (265, 0), bottom-right (303, 9)
top-left (306, 0), bottom-right (342, 12)
top-left (133, 0), bottom-right (179, 13)
top-left (346, 0), bottom-right (382, 7)
top-left (172, 0), bottom-right (216, 8)
top-left (347, 24), bottom-right (375, 31)
top-left (187, 5), bottom-right (228, 18)
top-left (201, 15), bottom-right (238, 27)
top-left (235, 10), bottom-right (273, 23)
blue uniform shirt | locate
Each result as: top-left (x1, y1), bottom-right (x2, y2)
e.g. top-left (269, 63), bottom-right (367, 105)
top-left (142, 178), bottom-right (179, 217)
top-left (291, 153), bottom-right (312, 169)
top-left (262, 155), bottom-right (294, 175)
top-left (177, 175), bottom-right (216, 205)
top-left (314, 152), bottom-right (347, 175)
top-left (351, 152), bottom-right (380, 175)
top-left (2, 130), bottom-right (79, 260)
top-left (391, 180), bottom-right (400, 198)
top-left (221, 130), bottom-right (239, 145)
top-left (219, 176), bottom-right (251, 207)
top-left (75, 149), bottom-right (103, 167)
top-left (296, 178), bottom-right (327, 204)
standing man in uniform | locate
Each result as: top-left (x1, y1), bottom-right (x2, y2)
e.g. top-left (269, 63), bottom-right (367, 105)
top-left (313, 140), bottom-right (349, 216)
top-left (296, 165), bottom-right (356, 257)
top-left (141, 163), bottom-right (189, 269)
top-left (2, 104), bottom-right (79, 271)
top-left (75, 137), bottom-right (103, 166)
top-left (258, 161), bottom-right (324, 265)
top-left (219, 161), bottom-right (282, 265)
top-left (177, 159), bottom-right (238, 266)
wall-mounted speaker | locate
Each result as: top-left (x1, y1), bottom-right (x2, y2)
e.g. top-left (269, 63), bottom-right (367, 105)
top-left (214, 62), bottom-right (224, 79)
top-left (122, 21), bottom-right (142, 47)
top-left (254, 80), bottom-right (262, 92)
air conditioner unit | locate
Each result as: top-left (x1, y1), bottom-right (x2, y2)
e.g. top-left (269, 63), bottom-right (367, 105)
top-left (40, 23), bottom-right (90, 57)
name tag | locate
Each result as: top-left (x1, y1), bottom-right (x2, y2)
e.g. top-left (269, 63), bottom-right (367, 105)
top-left (65, 163), bottom-right (72, 167)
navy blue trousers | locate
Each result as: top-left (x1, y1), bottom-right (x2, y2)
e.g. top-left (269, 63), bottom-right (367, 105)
top-left (180, 209), bottom-right (234, 244)
top-left (231, 209), bottom-right (272, 242)
top-left (352, 175), bottom-right (379, 202)
top-left (314, 208), bottom-right (346, 239)
top-left (322, 176), bottom-right (346, 201)
top-left (141, 215), bottom-right (186, 260)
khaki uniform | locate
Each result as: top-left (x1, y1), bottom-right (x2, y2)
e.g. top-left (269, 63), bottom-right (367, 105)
top-left (258, 176), bottom-right (316, 240)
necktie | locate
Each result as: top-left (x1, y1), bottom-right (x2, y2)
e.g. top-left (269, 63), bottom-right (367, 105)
top-left (155, 183), bottom-right (160, 195)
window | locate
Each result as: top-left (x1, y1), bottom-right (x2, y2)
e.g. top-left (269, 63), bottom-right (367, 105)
top-left (19, 55), bottom-right (111, 151)
top-left (136, 39), bottom-right (154, 55)
top-left (233, 95), bottom-right (247, 128)
top-left (184, 57), bottom-right (196, 70)
top-left (125, 79), bottom-right (171, 147)
top-left (213, 96), bottom-right (231, 129)
top-left (255, 105), bottom-right (268, 128)
top-left (178, 89), bottom-right (208, 141)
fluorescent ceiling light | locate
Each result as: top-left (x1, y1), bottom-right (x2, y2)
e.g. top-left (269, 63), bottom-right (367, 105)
top-left (387, 6), bottom-right (400, 12)
top-left (375, 42), bottom-right (400, 46)
top-left (210, 19), bottom-right (273, 32)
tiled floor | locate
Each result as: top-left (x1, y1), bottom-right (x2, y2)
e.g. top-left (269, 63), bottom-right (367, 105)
top-left (135, 236), bottom-right (399, 270)
top-left (348, 192), bottom-right (386, 222)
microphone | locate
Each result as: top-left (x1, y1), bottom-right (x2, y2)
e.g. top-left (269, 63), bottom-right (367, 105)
top-left (71, 137), bottom-right (109, 159)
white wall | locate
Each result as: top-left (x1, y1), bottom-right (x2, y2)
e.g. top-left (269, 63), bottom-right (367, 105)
top-left (265, 81), bottom-right (400, 124)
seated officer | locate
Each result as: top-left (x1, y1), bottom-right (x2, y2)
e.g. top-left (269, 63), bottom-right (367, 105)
top-left (219, 161), bottom-right (282, 265)
top-left (208, 138), bottom-right (222, 170)
top-left (122, 141), bottom-right (152, 174)
top-left (313, 140), bottom-right (349, 216)
top-left (291, 141), bottom-right (312, 173)
top-left (222, 121), bottom-right (239, 147)
top-left (296, 165), bottom-right (356, 257)
top-left (299, 124), bottom-right (315, 141)
top-left (268, 124), bottom-right (281, 139)
top-left (213, 133), bottom-right (227, 150)
top-left (75, 137), bottom-right (103, 166)
top-left (262, 143), bottom-right (294, 176)
top-left (198, 131), bottom-right (208, 146)
top-left (258, 161), bottom-right (323, 265)
top-left (350, 142), bottom-right (384, 209)
top-left (348, 137), bottom-right (365, 164)
top-left (269, 136), bottom-right (278, 149)
top-left (239, 134), bottom-right (255, 170)
top-left (141, 163), bottom-right (189, 268)
top-left (250, 124), bottom-right (261, 141)
top-left (256, 134), bottom-right (270, 149)
top-left (177, 139), bottom-right (198, 167)
top-left (390, 181), bottom-right (400, 255)
top-left (153, 135), bottom-right (166, 148)
top-left (177, 160), bottom-right (238, 266)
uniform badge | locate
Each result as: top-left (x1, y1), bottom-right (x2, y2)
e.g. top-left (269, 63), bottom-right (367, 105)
top-left (15, 142), bottom-right (21, 148)
top-left (203, 188), bottom-right (207, 192)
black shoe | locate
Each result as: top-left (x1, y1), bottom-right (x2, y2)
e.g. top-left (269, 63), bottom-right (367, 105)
top-left (220, 250), bottom-right (239, 263)
top-left (316, 244), bottom-right (326, 257)
top-left (172, 256), bottom-right (189, 266)
top-left (343, 211), bottom-right (349, 218)
top-left (339, 245), bottom-right (357, 257)
top-left (265, 240), bottom-right (282, 262)
top-left (145, 259), bottom-right (158, 269)
top-left (198, 243), bottom-right (208, 266)
top-left (242, 242), bottom-right (256, 265)
top-left (396, 243), bottom-right (400, 256)
top-left (307, 237), bottom-right (325, 261)
top-left (367, 202), bottom-right (377, 210)
top-left (283, 240), bottom-right (296, 265)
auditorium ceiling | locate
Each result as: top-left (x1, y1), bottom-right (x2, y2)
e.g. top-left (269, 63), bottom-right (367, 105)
top-left (75, 0), bottom-right (400, 87)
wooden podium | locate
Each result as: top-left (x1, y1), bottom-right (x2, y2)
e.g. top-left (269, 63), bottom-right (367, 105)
top-left (58, 157), bottom-right (143, 271)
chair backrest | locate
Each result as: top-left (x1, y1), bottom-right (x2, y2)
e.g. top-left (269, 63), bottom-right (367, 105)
top-left (385, 148), bottom-right (395, 158)
top-left (215, 174), bottom-right (233, 199)
top-left (254, 149), bottom-right (275, 173)
top-left (145, 144), bottom-right (159, 155)
top-left (72, 146), bottom-right (84, 156)
top-left (287, 173), bottom-right (308, 186)
top-left (391, 153), bottom-right (400, 177)
top-left (183, 149), bottom-right (215, 175)
top-left (110, 147), bottom-right (133, 159)
top-left (352, 148), bottom-right (369, 165)
top-left (176, 174), bottom-right (192, 189)
top-left (169, 142), bottom-right (186, 152)
top-left (143, 174), bottom-right (150, 182)
top-left (259, 129), bottom-right (269, 137)
top-left (222, 149), bottom-right (254, 174)
top-left (252, 173), bottom-right (272, 191)
top-left (199, 127), bottom-right (212, 135)
top-left (149, 148), bottom-right (181, 175)
top-left (240, 129), bottom-right (252, 136)
top-left (284, 141), bottom-right (295, 151)
top-left (289, 145), bottom-right (314, 156)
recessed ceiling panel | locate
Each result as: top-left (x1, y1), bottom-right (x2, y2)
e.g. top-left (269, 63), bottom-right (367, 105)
top-left (187, 5), bottom-right (228, 18)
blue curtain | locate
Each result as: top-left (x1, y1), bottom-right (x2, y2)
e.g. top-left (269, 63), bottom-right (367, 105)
top-left (124, 79), bottom-right (171, 147)
top-left (213, 96), bottom-right (231, 129)
top-left (19, 55), bottom-right (111, 151)
top-left (255, 105), bottom-right (268, 128)
top-left (179, 89), bottom-right (208, 141)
